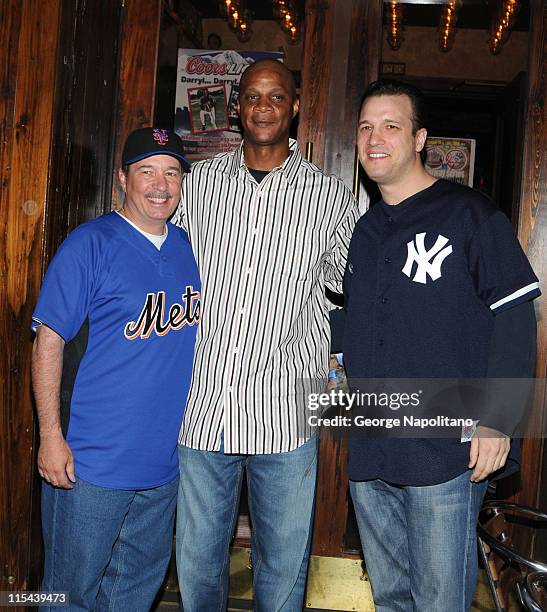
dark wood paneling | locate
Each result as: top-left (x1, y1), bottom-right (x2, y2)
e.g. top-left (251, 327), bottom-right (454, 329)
top-left (537, 437), bottom-right (547, 554)
top-left (297, 0), bottom-right (383, 558)
top-left (312, 435), bottom-right (350, 557)
top-left (44, 0), bottom-right (123, 261)
top-left (111, 0), bottom-right (163, 209)
top-left (497, 2), bottom-right (546, 576)
top-left (0, 0), bottom-right (61, 591)
top-left (298, 0), bottom-right (336, 173)
top-left (496, 73), bottom-right (527, 225)
top-left (298, 0), bottom-right (382, 204)
top-left (505, 0), bottom-right (546, 521)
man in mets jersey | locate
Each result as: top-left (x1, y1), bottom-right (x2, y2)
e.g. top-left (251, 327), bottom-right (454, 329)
top-left (344, 80), bottom-right (539, 611)
top-left (32, 128), bottom-right (200, 611)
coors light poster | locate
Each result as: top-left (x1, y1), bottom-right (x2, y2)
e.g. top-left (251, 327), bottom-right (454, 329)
top-left (174, 49), bottom-right (284, 161)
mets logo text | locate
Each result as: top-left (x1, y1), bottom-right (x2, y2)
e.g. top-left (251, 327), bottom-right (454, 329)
top-left (153, 128), bottom-right (169, 146)
top-left (124, 287), bottom-right (200, 340)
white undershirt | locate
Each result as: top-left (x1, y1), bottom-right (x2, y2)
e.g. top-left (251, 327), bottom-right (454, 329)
top-left (115, 210), bottom-right (168, 250)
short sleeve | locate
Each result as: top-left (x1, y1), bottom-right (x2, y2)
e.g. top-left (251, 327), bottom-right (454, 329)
top-left (468, 211), bottom-right (540, 314)
top-left (32, 227), bottom-right (98, 341)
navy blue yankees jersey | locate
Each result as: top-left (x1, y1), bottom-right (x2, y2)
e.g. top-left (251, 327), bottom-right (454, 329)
top-left (344, 179), bottom-right (540, 485)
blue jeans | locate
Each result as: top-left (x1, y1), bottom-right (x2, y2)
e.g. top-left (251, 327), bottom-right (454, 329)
top-left (40, 477), bottom-right (178, 612)
top-left (176, 437), bottom-right (318, 612)
top-left (350, 471), bottom-right (488, 612)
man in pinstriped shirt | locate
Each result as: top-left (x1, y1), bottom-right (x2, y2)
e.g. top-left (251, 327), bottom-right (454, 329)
top-left (172, 59), bottom-right (361, 610)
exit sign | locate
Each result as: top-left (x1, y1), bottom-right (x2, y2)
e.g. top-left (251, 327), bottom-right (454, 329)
top-left (381, 62), bottom-right (406, 75)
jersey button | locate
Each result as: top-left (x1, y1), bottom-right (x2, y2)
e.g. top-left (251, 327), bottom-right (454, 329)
top-left (378, 339), bottom-right (384, 346)
top-left (380, 297), bottom-right (388, 304)
top-left (384, 257), bottom-right (391, 264)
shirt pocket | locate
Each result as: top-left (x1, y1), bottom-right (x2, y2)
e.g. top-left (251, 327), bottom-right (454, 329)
top-left (277, 226), bottom-right (328, 282)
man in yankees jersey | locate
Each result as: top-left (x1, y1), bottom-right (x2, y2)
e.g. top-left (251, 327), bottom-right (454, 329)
top-left (32, 128), bottom-right (200, 611)
top-left (344, 80), bottom-right (539, 611)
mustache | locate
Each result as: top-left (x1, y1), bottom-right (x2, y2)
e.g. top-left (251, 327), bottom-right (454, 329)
top-left (144, 191), bottom-right (172, 200)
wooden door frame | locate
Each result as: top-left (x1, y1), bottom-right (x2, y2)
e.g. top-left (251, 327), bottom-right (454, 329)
top-left (501, 0), bottom-right (546, 527)
top-left (0, 0), bottom-right (62, 591)
top-left (297, 0), bottom-right (383, 558)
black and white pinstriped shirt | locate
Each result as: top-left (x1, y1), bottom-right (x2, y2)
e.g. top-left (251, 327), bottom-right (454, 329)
top-left (172, 139), bottom-right (362, 454)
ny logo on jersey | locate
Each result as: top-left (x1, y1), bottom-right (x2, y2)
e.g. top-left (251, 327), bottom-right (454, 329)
top-left (402, 232), bottom-right (453, 284)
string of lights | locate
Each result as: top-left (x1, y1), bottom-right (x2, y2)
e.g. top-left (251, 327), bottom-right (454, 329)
top-left (439, 0), bottom-right (460, 52)
top-left (386, 0), bottom-right (404, 51)
top-left (218, 1), bottom-right (518, 54)
top-left (220, 0), bottom-right (253, 42)
top-left (490, 0), bottom-right (521, 54)
top-left (272, 0), bottom-right (300, 43)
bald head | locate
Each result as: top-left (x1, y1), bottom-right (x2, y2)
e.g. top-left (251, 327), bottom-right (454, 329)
top-left (240, 59), bottom-right (297, 101)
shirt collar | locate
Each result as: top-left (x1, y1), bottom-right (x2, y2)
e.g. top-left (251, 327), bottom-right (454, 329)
top-left (227, 138), bottom-right (305, 187)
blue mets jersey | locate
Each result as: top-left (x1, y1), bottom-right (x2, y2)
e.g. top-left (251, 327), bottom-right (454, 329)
top-left (344, 179), bottom-right (540, 485)
top-left (33, 212), bottom-right (201, 489)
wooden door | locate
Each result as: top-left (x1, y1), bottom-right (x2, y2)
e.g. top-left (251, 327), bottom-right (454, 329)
top-left (0, 0), bottom-right (63, 591)
top-left (500, 0), bottom-right (547, 535)
top-left (0, 0), bottom-right (163, 593)
top-left (495, 72), bottom-right (527, 225)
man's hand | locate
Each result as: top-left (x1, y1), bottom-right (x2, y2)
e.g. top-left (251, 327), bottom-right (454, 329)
top-left (468, 425), bottom-right (510, 482)
top-left (38, 431), bottom-right (76, 489)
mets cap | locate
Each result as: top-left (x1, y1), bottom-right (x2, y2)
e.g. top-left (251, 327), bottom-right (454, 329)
top-left (122, 127), bottom-right (191, 172)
